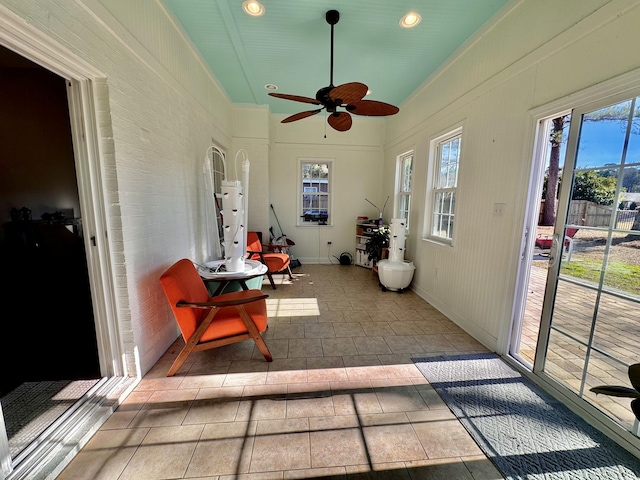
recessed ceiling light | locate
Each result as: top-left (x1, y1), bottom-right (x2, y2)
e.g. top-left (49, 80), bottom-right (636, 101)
top-left (265, 84), bottom-right (278, 91)
top-left (243, 0), bottom-right (264, 17)
top-left (400, 12), bottom-right (421, 28)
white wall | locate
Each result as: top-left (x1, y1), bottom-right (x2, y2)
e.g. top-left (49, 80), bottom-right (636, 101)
top-left (383, 0), bottom-right (640, 351)
top-left (268, 114), bottom-right (387, 264)
top-left (0, 0), bottom-right (235, 375)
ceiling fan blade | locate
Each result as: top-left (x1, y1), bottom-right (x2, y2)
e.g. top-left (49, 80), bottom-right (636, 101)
top-left (329, 82), bottom-right (368, 105)
top-left (269, 92), bottom-right (322, 105)
top-left (281, 109), bottom-right (322, 123)
top-left (327, 111), bottom-right (352, 131)
top-left (347, 100), bottom-right (400, 116)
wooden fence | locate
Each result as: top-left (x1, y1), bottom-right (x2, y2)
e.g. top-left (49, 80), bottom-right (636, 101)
top-left (566, 200), bottom-right (638, 230)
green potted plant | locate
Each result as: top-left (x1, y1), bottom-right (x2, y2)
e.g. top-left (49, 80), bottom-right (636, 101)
top-left (365, 226), bottom-right (390, 262)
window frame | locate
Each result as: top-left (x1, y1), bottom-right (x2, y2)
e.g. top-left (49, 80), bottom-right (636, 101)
top-left (394, 149), bottom-right (414, 231)
top-left (298, 158), bottom-right (333, 226)
top-left (424, 126), bottom-right (463, 245)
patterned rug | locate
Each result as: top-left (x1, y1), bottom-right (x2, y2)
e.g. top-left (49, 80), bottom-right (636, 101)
top-left (414, 353), bottom-right (640, 479)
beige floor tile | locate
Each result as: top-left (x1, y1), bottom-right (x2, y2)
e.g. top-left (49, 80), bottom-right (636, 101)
top-left (118, 425), bottom-right (203, 480)
top-left (272, 324), bottom-right (305, 339)
top-left (304, 323), bottom-right (336, 338)
top-left (461, 455), bottom-right (504, 479)
top-left (404, 458), bottom-right (475, 479)
top-left (286, 390), bottom-right (335, 418)
top-left (411, 410), bottom-right (484, 458)
top-left (128, 388), bottom-right (198, 428)
top-left (288, 338), bottom-right (323, 358)
top-left (178, 373), bottom-right (226, 389)
top-left (333, 322), bottom-right (366, 337)
top-left (362, 420), bottom-right (427, 463)
top-left (55, 428), bottom-right (149, 480)
top-left (250, 432), bottom-right (311, 472)
top-left (372, 381), bottom-right (429, 413)
top-left (361, 322), bottom-right (395, 336)
top-left (310, 427), bottom-right (368, 467)
top-left (353, 336), bottom-right (393, 355)
top-left (236, 384), bottom-right (288, 421)
top-left (383, 335), bottom-right (424, 354)
top-left (185, 422), bottom-right (257, 477)
top-left (183, 386), bottom-right (243, 424)
top-left (321, 337), bottom-right (358, 356)
top-left (346, 463), bottom-right (412, 479)
top-left (283, 466), bottom-right (347, 479)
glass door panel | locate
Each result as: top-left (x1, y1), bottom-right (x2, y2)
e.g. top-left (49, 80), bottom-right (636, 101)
top-left (545, 329), bottom-right (588, 394)
top-left (585, 350), bottom-right (637, 431)
top-left (537, 93), bottom-right (640, 436)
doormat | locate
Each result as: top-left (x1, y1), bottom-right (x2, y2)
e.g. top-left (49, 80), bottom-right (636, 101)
top-left (413, 353), bottom-right (640, 479)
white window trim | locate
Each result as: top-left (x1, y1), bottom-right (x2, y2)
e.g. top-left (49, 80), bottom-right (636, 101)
top-left (395, 149), bottom-right (414, 232)
top-left (424, 125), bottom-right (464, 246)
top-left (297, 158), bottom-right (333, 227)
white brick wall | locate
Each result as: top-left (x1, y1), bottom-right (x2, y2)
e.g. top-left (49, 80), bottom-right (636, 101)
top-left (0, 0), bottom-right (236, 375)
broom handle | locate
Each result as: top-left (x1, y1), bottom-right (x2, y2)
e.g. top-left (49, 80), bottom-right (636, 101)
top-left (270, 204), bottom-right (285, 237)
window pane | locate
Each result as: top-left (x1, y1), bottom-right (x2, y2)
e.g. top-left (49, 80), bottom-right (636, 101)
top-left (301, 162), bottom-right (330, 224)
top-left (399, 194), bottom-right (410, 222)
top-left (438, 137), bottom-right (460, 188)
top-left (575, 100), bottom-right (632, 170)
top-left (429, 131), bottom-right (461, 242)
top-left (402, 156), bottom-right (413, 192)
top-left (432, 191), bottom-right (455, 239)
top-left (568, 168), bottom-right (618, 228)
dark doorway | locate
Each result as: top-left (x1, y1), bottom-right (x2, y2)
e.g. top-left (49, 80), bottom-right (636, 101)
top-left (0, 45), bottom-right (100, 458)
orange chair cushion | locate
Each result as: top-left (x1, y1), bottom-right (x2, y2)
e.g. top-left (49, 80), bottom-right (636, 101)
top-left (199, 290), bottom-right (268, 343)
top-left (160, 259), bottom-right (267, 343)
top-left (246, 231), bottom-right (265, 254)
top-left (247, 232), bottom-right (290, 272)
top-left (160, 259), bottom-right (210, 340)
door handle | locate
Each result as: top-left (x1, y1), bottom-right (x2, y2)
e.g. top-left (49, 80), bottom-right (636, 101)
top-left (548, 233), bottom-right (561, 268)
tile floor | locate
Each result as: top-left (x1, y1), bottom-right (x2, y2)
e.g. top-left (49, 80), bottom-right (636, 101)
top-left (56, 264), bottom-right (502, 479)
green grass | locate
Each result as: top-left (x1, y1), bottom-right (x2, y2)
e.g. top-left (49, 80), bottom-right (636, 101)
top-left (560, 259), bottom-right (640, 295)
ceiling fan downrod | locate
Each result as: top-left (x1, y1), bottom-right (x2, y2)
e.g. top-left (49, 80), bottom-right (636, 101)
top-left (326, 10), bottom-right (339, 88)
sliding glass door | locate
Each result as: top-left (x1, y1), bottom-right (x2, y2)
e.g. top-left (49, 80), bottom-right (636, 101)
top-left (535, 93), bottom-right (640, 433)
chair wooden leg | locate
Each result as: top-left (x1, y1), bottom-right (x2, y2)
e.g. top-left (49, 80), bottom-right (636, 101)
top-left (237, 305), bottom-right (273, 362)
top-left (167, 345), bottom-right (193, 377)
top-left (265, 270), bottom-right (277, 289)
top-left (166, 309), bottom-right (219, 376)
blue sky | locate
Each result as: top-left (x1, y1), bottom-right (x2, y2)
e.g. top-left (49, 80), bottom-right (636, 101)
top-left (575, 119), bottom-right (640, 168)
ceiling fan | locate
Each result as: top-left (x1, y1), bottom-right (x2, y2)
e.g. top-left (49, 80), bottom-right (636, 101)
top-left (269, 9), bottom-right (399, 132)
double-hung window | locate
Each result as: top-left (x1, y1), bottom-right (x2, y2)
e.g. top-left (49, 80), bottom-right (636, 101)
top-left (429, 129), bottom-right (462, 243)
top-left (299, 160), bottom-right (331, 225)
top-left (395, 151), bottom-right (413, 230)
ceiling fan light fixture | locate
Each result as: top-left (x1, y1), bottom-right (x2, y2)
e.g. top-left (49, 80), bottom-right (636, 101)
top-left (400, 12), bottom-right (421, 28)
top-left (242, 0), bottom-right (264, 17)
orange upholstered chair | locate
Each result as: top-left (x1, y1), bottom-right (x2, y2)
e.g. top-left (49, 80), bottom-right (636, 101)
top-left (159, 258), bottom-right (272, 376)
top-left (247, 231), bottom-right (292, 289)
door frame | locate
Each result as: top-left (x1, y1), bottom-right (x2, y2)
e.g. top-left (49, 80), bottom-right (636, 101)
top-left (508, 68), bottom-right (640, 456)
top-left (0, 6), bottom-right (125, 478)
